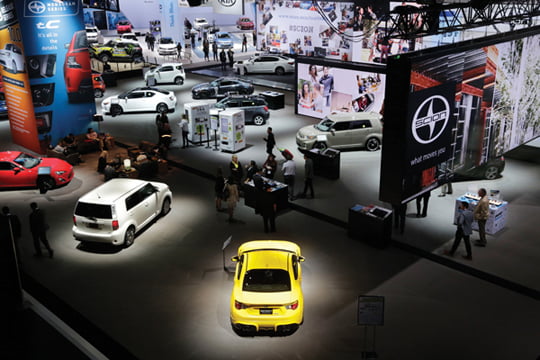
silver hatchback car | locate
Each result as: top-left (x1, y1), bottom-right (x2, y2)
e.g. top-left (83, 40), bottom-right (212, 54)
top-left (296, 112), bottom-right (383, 151)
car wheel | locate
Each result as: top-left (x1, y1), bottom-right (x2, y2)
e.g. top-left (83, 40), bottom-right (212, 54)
top-left (275, 66), bottom-right (285, 75)
top-left (314, 142), bottom-right (328, 151)
top-left (484, 165), bottom-right (500, 180)
top-left (161, 197), bottom-right (171, 216)
top-left (252, 115), bottom-right (265, 126)
top-left (174, 77), bottom-right (184, 85)
top-left (94, 88), bottom-right (103, 98)
top-left (110, 105), bottom-right (123, 117)
top-left (124, 226), bottom-right (135, 248)
top-left (156, 103), bottom-right (169, 113)
top-left (366, 137), bottom-right (380, 151)
top-left (98, 53), bottom-right (111, 63)
top-left (37, 177), bottom-right (55, 194)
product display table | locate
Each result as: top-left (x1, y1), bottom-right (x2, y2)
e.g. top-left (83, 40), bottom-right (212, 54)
top-left (348, 204), bottom-right (392, 248)
top-left (454, 193), bottom-right (508, 235)
top-left (260, 91), bottom-right (285, 110)
top-left (243, 177), bottom-right (289, 212)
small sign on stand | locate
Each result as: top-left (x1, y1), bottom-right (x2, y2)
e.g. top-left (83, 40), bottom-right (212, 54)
top-left (357, 295), bottom-right (384, 359)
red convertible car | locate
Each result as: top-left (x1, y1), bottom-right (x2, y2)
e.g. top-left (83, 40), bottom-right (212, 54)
top-left (0, 151), bottom-right (74, 192)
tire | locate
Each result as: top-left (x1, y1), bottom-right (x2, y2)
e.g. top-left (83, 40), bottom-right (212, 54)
top-left (174, 77), bottom-right (184, 85)
top-left (124, 226), bottom-right (135, 248)
top-left (161, 197), bottom-right (171, 216)
top-left (275, 66), bottom-right (285, 75)
top-left (156, 103), bottom-right (169, 113)
top-left (37, 177), bottom-right (55, 194)
top-left (94, 88), bottom-right (103, 98)
top-left (314, 142), bottom-right (328, 151)
top-left (98, 53), bottom-right (111, 63)
top-left (252, 115), bottom-right (265, 126)
top-left (110, 105), bottom-right (122, 117)
top-left (484, 165), bottom-right (499, 180)
top-left (365, 137), bottom-right (380, 151)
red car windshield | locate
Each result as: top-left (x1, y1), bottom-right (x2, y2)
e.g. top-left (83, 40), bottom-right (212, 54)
top-left (14, 153), bottom-right (40, 169)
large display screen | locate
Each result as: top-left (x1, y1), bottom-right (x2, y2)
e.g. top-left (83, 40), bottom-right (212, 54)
top-left (296, 60), bottom-right (385, 119)
top-left (379, 27), bottom-right (540, 204)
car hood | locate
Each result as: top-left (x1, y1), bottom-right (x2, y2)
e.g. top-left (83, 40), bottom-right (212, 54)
top-left (41, 157), bottom-right (73, 171)
top-left (298, 125), bottom-right (323, 137)
top-left (159, 43), bottom-right (176, 49)
top-left (234, 290), bottom-right (295, 306)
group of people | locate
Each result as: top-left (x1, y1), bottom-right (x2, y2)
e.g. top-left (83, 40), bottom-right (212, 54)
top-left (219, 48), bottom-right (235, 71)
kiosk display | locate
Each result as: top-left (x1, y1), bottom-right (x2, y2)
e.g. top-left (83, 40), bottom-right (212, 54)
top-left (184, 103), bottom-right (210, 144)
top-left (219, 109), bottom-right (245, 152)
top-left (454, 193), bottom-right (508, 235)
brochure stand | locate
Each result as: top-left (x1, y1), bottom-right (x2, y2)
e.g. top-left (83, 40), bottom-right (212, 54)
top-left (219, 109), bottom-right (245, 153)
top-left (184, 103), bottom-right (210, 145)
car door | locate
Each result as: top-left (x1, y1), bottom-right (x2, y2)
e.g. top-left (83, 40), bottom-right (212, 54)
top-left (0, 161), bottom-right (34, 187)
top-left (156, 65), bottom-right (173, 83)
top-left (133, 183), bottom-right (159, 228)
top-left (144, 91), bottom-right (158, 111)
top-left (260, 56), bottom-right (276, 73)
top-left (329, 121), bottom-right (351, 148)
top-left (218, 80), bottom-right (234, 95)
top-left (349, 120), bottom-right (373, 147)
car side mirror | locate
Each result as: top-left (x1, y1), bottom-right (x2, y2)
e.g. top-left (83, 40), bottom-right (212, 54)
top-left (330, 129), bottom-right (335, 136)
top-left (231, 256), bottom-right (240, 262)
top-left (298, 256), bottom-right (305, 262)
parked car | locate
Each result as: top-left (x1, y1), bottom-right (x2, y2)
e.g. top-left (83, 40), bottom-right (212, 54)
top-left (215, 32), bottom-right (234, 49)
top-left (119, 33), bottom-right (139, 44)
top-left (116, 20), bottom-right (133, 34)
top-left (89, 39), bottom-right (143, 63)
top-left (92, 72), bottom-right (106, 98)
top-left (296, 112), bottom-right (383, 151)
top-left (233, 55), bottom-right (295, 75)
top-left (191, 77), bottom-right (254, 99)
top-left (85, 25), bottom-right (103, 44)
top-left (453, 156), bottom-right (506, 181)
top-left (144, 63), bottom-right (185, 85)
top-left (0, 151), bottom-right (74, 191)
top-left (64, 30), bottom-right (93, 102)
top-left (230, 240), bottom-right (305, 335)
top-left (72, 178), bottom-right (172, 247)
top-left (236, 17), bottom-right (254, 30)
top-left (214, 95), bottom-right (269, 126)
top-left (157, 37), bottom-right (178, 56)
top-left (0, 43), bottom-right (25, 73)
top-left (101, 87), bottom-right (177, 116)
top-left (193, 18), bottom-right (209, 30)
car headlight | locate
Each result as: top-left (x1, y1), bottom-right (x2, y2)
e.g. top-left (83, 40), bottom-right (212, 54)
top-left (55, 170), bottom-right (66, 175)
top-left (306, 135), bottom-right (316, 140)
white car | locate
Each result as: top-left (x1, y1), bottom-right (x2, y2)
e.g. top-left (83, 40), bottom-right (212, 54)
top-left (193, 18), bottom-right (209, 30)
top-left (233, 55), bottom-right (295, 75)
top-left (157, 37), bottom-right (178, 56)
top-left (85, 25), bottom-right (103, 44)
top-left (0, 43), bottom-right (25, 73)
top-left (72, 178), bottom-right (172, 247)
top-left (119, 33), bottom-right (139, 44)
top-left (101, 87), bottom-right (177, 116)
top-left (144, 63), bottom-right (185, 85)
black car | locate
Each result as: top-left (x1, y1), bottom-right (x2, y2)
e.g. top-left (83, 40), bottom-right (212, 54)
top-left (191, 77), bottom-right (254, 99)
top-left (453, 156), bottom-right (505, 181)
top-left (214, 95), bottom-right (270, 126)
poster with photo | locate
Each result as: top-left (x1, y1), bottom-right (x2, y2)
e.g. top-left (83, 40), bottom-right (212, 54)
top-left (296, 62), bottom-right (385, 119)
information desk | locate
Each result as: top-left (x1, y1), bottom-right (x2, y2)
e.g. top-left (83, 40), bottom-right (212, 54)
top-left (348, 205), bottom-right (392, 248)
top-left (243, 177), bottom-right (289, 212)
top-left (454, 193), bottom-right (508, 235)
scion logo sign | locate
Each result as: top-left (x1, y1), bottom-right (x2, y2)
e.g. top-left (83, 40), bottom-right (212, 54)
top-left (218, 0), bottom-right (236, 7)
top-left (412, 95), bottom-right (450, 145)
top-left (24, 0), bottom-right (79, 17)
top-left (28, 1), bottom-right (46, 14)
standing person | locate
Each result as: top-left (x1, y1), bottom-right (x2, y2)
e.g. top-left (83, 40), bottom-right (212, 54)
top-left (29, 202), bottom-right (53, 258)
top-left (145, 32), bottom-right (151, 49)
top-left (241, 33), bottom-right (248, 52)
top-left (227, 48), bottom-right (234, 68)
top-left (473, 188), bottom-right (490, 247)
top-left (392, 203), bottom-right (407, 234)
top-left (156, 111), bottom-right (168, 144)
top-left (176, 42), bottom-right (183, 59)
top-left (252, 30), bottom-right (257, 47)
top-left (254, 171), bottom-right (277, 233)
top-left (244, 160), bottom-right (258, 183)
top-left (282, 155), bottom-right (296, 201)
top-left (229, 155), bottom-right (243, 185)
top-left (262, 154), bottom-right (277, 179)
top-left (415, 190), bottom-right (431, 217)
top-left (148, 33), bottom-right (155, 51)
top-left (219, 49), bottom-right (227, 71)
top-left (214, 167), bottom-right (225, 212)
top-left (224, 175), bottom-right (239, 222)
top-left (444, 201), bottom-right (473, 260)
top-left (263, 127), bottom-right (275, 156)
top-left (301, 154), bottom-right (314, 199)
top-left (212, 41), bottom-right (218, 61)
top-left (179, 115), bottom-right (189, 148)
top-left (190, 32), bottom-right (196, 48)
top-left (202, 38), bottom-right (210, 61)
top-left (319, 66), bottom-right (334, 107)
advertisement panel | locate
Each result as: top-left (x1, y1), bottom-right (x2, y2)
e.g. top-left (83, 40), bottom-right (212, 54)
top-left (296, 60), bottom-right (385, 120)
top-left (0, 0), bottom-right (41, 153)
top-left (15, 0), bottom-right (96, 150)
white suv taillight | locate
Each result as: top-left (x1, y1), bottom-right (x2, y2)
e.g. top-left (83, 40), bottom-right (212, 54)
top-left (112, 220), bottom-right (119, 230)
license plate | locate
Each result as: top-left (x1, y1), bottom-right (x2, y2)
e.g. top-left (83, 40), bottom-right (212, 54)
top-left (86, 222), bottom-right (99, 229)
top-left (259, 309), bottom-right (273, 315)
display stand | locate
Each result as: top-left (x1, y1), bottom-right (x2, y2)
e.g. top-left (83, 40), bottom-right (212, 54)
top-left (260, 91), bottom-right (285, 109)
top-left (357, 295), bottom-right (384, 359)
top-left (219, 109), bottom-right (245, 153)
top-left (454, 193), bottom-right (508, 235)
top-left (348, 205), bottom-right (392, 248)
top-left (184, 103), bottom-right (210, 145)
top-left (243, 177), bottom-right (289, 212)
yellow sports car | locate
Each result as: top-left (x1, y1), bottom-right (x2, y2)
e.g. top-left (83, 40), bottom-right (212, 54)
top-left (230, 240), bottom-right (305, 334)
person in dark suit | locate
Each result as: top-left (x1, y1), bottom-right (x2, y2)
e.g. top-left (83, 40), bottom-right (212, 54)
top-left (29, 202), bottom-right (53, 258)
top-left (263, 127), bottom-right (276, 156)
top-left (416, 191), bottom-right (431, 217)
top-left (254, 172), bottom-right (276, 233)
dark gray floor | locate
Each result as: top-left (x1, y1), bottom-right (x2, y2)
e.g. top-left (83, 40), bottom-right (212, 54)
top-left (1, 70), bottom-right (539, 359)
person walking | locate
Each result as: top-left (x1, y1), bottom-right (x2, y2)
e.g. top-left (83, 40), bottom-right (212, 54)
top-left (212, 41), bottom-right (218, 61)
top-left (219, 49), bottom-right (227, 71)
top-left (444, 201), bottom-right (473, 260)
top-left (224, 175), bottom-right (239, 222)
top-left (227, 48), bottom-right (234, 68)
top-left (301, 154), bottom-right (314, 199)
top-left (29, 202), bottom-right (53, 258)
top-left (473, 188), bottom-right (490, 247)
top-left (176, 42), bottom-right (183, 59)
top-left (179, 115), bottom-right (189, 148)
top-left (241, 33), bottom-right (248, 52)
top-left (415, 190), bottom-right (431, 217)
top-left (282, 155), bottom-right (296, 201)
top-left (263, 127), bottom-right (275, 156)
top-left (214, 167), bottom-right (225, 212)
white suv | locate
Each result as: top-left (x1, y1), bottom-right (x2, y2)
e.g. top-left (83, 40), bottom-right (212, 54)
top-left (85, 25), bottom-right (103, 44)
top-left (72, 178), bottom-right (172, 247)
top-left (144, 63), bottom-right (185, 85)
